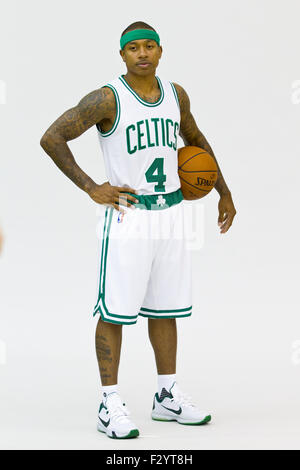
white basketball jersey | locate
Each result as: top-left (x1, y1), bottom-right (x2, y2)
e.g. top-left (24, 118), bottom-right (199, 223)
top-left (96, 75), bottom-right (181, 195)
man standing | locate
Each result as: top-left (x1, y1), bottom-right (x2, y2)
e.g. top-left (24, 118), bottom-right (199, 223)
top-left (40, 21), bottom-right (236, 439)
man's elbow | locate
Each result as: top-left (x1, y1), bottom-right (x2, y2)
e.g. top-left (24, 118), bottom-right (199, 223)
top-left (40, 132), bottom-right (50, 150)
top-left (40, 137), bottom-right (46, 150)
top-left (40, 131), bottom-right (61, 153)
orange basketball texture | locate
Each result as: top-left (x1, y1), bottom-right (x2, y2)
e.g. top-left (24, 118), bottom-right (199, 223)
top-left (178, 146), bottom-right (218, 200)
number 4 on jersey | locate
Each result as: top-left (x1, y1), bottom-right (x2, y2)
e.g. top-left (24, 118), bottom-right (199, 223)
top-left (145, 158), bottom-right (166, 192)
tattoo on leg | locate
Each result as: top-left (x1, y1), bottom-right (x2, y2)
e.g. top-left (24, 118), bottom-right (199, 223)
top-left (102, 374), bottom-right (112, 380)
top-left (96, 335), bottom-right (114, 384)
top-left (96, 334), bottom-right (112, 363)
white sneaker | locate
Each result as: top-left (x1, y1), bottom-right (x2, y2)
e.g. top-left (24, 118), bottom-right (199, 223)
top-left (97, 392), bottom-right (139, 439)
top-left (151, 382), bottom-right (211, 425)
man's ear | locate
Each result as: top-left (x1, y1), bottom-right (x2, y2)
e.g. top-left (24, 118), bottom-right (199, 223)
top-left (119, 49), bottom-right (126, 62)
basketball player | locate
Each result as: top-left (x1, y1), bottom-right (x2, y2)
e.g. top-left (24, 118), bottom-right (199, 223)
top-left (40, 21), bottom-right (236, 439)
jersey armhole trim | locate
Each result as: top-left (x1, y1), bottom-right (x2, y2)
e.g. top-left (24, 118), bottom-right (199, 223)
top-left (170, 82), bottom-right (180, 111)
top-left (96, 84), bottom-right (121, 137)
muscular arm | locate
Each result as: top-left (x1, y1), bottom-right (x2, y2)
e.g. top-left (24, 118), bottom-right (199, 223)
top-left (174, 83), bottom-right (236, 233)
top-left (40, 87), bottom-right (116, 193)
top-left (173, 83), bottom-right (230, 197)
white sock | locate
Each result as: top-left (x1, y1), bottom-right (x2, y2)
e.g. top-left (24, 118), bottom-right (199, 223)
top-left (102, 384), bottom-right (118, 399)
top-left (158, 374), bottom-right (176, 394)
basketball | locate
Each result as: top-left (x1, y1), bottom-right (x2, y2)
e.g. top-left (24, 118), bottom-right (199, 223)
top-left (178, 146), bottom-right (218, 200)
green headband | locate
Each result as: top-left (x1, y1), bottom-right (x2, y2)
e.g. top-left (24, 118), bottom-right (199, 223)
top-left (120, 29), bottom-right (160, 50)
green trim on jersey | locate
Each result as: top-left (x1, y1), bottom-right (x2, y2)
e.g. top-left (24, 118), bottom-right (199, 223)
top-left (94, 309), bottom-right (137, 325)
top-left (94, 207), bottom-right (109, 310)
top-left (139, 311), bottom-right (192, 319)
top-left (119, 75), bottom-right (164, 107)
top-left (95, 302), bottom-right (138, 325)
top-left (140, 305), bottom-right (192, 313)
top-left (139, 305), bottom-right (192, 319)
top-left (97, 84), bottom-right (121, 137)
top-left (123, 188), bottom-right (183, 211)
top-left (93, 208), bottom-right (138, 325)
top-left (170, 82), bottom-right (180, 111)
top-left (93, 202), bottom-right (191, 324)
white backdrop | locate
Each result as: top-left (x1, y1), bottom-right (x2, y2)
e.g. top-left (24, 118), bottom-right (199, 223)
top-left (0, 0), bottom-right (300, 450)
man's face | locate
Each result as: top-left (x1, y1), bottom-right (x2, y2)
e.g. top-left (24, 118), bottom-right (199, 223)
top-left (120, 38), bottom-right (162, 75)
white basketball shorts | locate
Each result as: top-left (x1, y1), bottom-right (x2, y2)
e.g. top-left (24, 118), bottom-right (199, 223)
top-left (93, 194), bottom-right (192, 325)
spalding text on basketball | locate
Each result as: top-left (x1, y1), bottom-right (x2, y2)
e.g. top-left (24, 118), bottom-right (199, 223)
top-left (196, 177), bottom-right (215, 187)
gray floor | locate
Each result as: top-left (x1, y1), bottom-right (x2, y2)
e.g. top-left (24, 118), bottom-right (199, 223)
top-left (1, 353), bottom-right (300, 450)
top-left (1, 399), bottom-right (300, 450)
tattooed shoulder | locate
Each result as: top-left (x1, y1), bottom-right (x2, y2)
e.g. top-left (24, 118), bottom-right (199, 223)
top-left (41, 86), bottom-right (117, 143)
top-left (78, 86), bottom-right (116, 127)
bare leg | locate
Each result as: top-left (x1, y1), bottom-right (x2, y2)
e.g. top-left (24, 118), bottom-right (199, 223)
top-left (95, 317), bottom-right (122, 385)
top-left (148, 318), bottom-right (177, 374)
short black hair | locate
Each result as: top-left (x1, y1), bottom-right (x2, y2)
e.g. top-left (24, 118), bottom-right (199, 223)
top-left (121, 21), bottom-right (156, 36)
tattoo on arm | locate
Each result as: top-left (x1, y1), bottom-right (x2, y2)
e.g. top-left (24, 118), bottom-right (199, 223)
top-left (40, 87), bottom-right (116, 193)
top-left (174, 83), bottom-right (230, 196)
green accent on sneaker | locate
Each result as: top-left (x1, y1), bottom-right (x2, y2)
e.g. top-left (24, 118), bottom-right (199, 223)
top-left (99, 417), bottom-right (110, 428)
top-left (97, 428), bottom-right (139, 439)
top-left (98, 402), bottom-right (107, 413)
top-left (152, 416), bottom-right (176, 422)
top-left (110, 429), bottom-right (140, 439)
top-left (152, 415), bottom-right (212, 425)
top-left (178, 415), bottom-right (212, 425)
top-left (154, 386), bottom-right (174, 403)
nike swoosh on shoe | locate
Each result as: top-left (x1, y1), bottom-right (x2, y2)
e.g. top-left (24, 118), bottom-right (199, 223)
top-left (99, 417), bottom-right (110, 427)
top-left (161, 405), bottom-right (182, 415)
